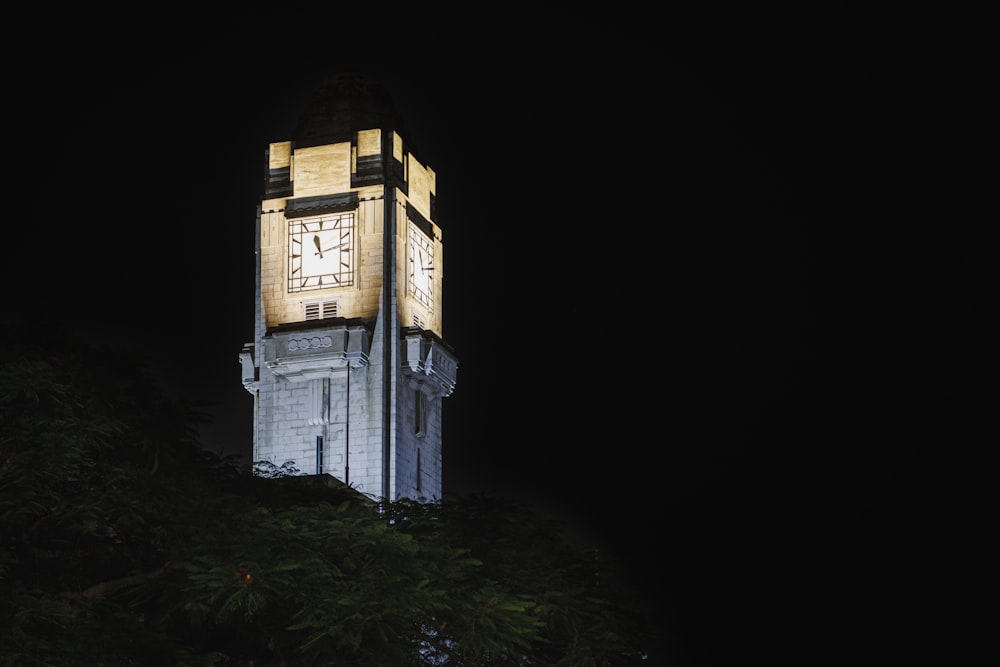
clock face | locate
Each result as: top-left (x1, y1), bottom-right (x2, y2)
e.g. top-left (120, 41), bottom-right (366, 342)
top-left (408, 221), bottom-right (434, 310)
top-left (289, 213), bottom-right (354, 292)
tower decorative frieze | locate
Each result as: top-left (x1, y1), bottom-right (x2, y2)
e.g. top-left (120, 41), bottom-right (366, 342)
top-left (403, 328), bottom-right (457, 398)
top-left (264, 321), bottom-right (370, 382)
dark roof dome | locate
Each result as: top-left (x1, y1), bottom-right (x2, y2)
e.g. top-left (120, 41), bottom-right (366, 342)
top-left (292, 72), bottom-right (405, 149)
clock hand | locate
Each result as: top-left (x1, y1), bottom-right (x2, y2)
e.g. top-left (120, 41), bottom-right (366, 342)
top-left (316, 242), bottom-right (346, 255)
top-left (313, 235), bottom-right (323, 258)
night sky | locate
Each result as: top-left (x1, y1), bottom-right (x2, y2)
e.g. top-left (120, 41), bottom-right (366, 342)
top-left (7, 8), bottom-right (986, 666)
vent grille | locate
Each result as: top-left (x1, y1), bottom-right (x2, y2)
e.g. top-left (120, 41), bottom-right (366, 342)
top-left (305, 300), bottom-right (338, 320)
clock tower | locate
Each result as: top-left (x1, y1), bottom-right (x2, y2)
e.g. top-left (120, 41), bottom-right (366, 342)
top-left (239, 74), bottom-right (458, 503)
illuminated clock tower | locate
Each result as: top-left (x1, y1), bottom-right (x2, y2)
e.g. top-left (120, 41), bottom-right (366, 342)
top-left (239, 73), bottom-right (458, 503)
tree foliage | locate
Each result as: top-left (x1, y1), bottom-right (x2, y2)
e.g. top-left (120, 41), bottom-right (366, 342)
top-left (0, 319), bottom-right (653, 665)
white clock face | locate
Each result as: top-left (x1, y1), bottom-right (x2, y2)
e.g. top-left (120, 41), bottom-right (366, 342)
top-left (289, 213), bottom-right (354, 292)
top-left (408, 222), bottom-right (434, 310)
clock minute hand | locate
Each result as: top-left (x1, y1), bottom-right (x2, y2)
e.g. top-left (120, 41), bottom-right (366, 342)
top-left (316, 242), bottom-right (346, 256)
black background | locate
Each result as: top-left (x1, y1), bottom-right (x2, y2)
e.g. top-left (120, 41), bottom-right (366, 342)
top-left (7, 7), bottom-right (987, 666)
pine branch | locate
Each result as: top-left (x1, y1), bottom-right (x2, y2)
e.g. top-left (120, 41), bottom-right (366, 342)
top-left (64, 564), bottom-right (169, 601)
